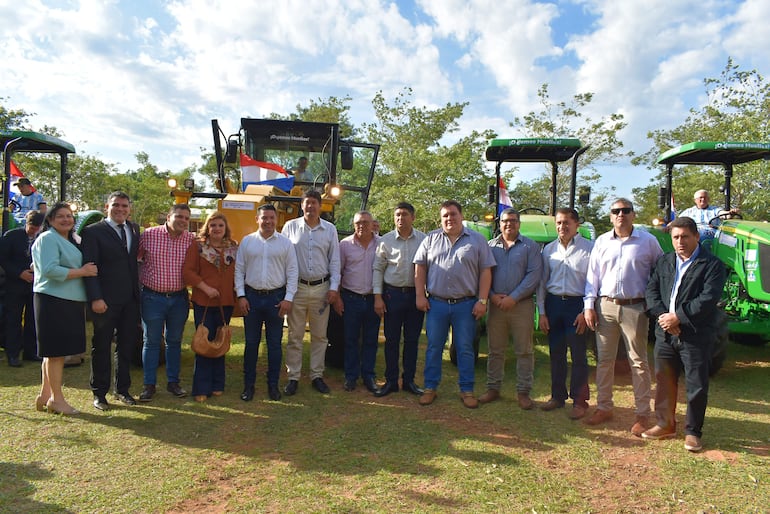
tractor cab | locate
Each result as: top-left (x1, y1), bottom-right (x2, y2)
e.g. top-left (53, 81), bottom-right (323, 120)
top-left (653, 141), bottom-right (770, 343)
top-left (480, 138), bottom-right (594, 242)
top-left (171, 118), bottom-right (379, 240)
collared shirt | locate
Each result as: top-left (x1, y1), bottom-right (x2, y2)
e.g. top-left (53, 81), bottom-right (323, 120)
top-left (669, 245), bottom-right (700, 313)
top-left (138, 224), bottom-right (195, 292)
top-left (281, 216), bottom-right (341, 291)
top-left (235, 230), bottom-right (298, 302)
top-left (413, 227), bottom-right (495, 299)
top-left (339, 234), bottom-right (378, 295)
top-left (105, 217), bottom-right (132, 250)
top-left (537, 234), bottom-right (593, 313)
top-left (372, 228), bottom-right (426, 293)
top-left (488, 233), bottom-right (542, 301)
top-left (584, 227), bottom-right (663, 310)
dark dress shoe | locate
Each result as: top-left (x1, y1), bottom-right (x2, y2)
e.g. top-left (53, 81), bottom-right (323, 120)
top-left (93, 396), bottom-right (110, 411)
top-left (402, 382), bottom-right (424, 395)
top-left (363, 377), bottom-right (379, 393)
top-left (268, 385), bottom-right (282, 401)
top-left (115, 392), bottom-right (137, 406)
top-left (139, 385), bottom-right (156, 402)
top-left (343, 380), bottom-right (356, 392)
top-left (311, 377), bottom-right (330, 394)
top-left (166, 382), bottom-right (188, 398)
top-left (284, 380), bottom-right (298, 396)
top-left (241, 386), bottom-right (255, 402)
top-left (8, 356), bottom-right (22, 367)
top-left (374, 381), bottom-right (399, 397)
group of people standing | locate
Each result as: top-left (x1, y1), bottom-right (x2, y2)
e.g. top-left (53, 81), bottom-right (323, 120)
top-left (12, 187), bottom-right (726, 452)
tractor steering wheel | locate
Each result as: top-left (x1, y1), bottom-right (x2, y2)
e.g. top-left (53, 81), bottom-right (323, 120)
top-left (518, 207), bottom-right (547, 215)
top-left (708, 212), bottom-right (743, 228)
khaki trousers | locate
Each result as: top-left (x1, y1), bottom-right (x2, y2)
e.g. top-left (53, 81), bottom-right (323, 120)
top-left (485, 298), bottom-right (535, 393)
top-left (286, 282), bottom-right (330, 381)
top-left (594, 298), bottom-right (652, 416)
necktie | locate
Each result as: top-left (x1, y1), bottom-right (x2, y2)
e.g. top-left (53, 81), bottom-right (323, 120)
top-left (118, 223), bottom-right (128, 251)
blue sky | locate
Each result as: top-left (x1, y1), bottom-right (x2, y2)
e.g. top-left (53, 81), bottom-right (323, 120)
top-left (2, 0), bottom-right (768, 205)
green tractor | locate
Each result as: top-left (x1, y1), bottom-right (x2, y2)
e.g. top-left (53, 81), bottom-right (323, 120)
top-left (647, 141), bottom-right (770, 347)
top-left (451, 137), bottom-right (593, 364)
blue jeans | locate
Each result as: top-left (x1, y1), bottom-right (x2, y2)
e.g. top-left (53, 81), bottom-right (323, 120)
top-left (423, 297), bottom-right (476, 392)
top-left (342, 290), bottom-right (380, 382)
top-left (191, 303), bottom-right (233, 396)
top-left (141, 290), bottom-right (190, 386)
top-left (243, 287), bottom-right (285, 387)
top-left (382, 287), bottom-right (424, 383)
top-left (544, 294), bottom-right (589, 405)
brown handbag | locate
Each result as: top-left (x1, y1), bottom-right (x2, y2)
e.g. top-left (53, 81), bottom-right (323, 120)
top-left (191, 305), bottom-right (231, 358)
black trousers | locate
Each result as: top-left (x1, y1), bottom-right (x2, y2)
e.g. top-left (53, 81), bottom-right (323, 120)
top-left (4, 288), bottom-right (37, 359)
top-left (90, 300), bottom-right (140, 396)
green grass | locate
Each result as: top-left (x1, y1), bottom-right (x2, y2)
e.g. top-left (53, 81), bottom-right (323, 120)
top-left (1, 320), bottom-right (768, 513)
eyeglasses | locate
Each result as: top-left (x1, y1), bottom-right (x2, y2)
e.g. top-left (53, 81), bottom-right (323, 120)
top-left (500, 219), bottom-right (520, 224)
top-left (610, 207), bottom-right (633, 215)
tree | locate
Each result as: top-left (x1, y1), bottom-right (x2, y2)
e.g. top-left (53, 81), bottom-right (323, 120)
top-left (632, 59), bottom-right (770, 223)
top-left (363, 88), bottom-right (494, 233)
top-left (507, 84), bottom-right (631, 233)
top-left (0, 99), bottom-right (30, 130)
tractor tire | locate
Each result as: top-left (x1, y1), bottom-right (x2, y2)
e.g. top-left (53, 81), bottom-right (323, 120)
top-left (731, 333), bottom-right (767, 347)
top-left (325, 308), bottom-right (345, 368)
top-left (709, 315), bottom-right (729, 377)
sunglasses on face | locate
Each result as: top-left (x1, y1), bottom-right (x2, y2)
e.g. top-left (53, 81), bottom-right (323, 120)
top-left (610, 207), bottom-right (633, 215)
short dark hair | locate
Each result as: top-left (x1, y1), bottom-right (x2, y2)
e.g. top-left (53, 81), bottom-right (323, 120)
top-left (669, 216), bottom-right (699, 236)
top-left (26, 210), bottom-right (44, 227)
top-left (440, 200), bottom-right (462, 214)
top-left (554, 207), bottom-right (579, 222)
top-left (302, 189), bottom-right (323, 203)
top-left (258, 204), bottom-right (277, 213)
top-left (107, 191), bottom-right (131, 203)
top-left (169, 203), bottom-right (191, 215)
top-left (395, 202), bottom-right (415, 215)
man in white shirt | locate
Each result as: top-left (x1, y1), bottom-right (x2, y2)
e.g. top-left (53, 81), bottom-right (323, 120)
top-left (281, 189), bottom-right (341, 395)
top-left (677, 189), bottom-right (737, 240)
top-left (584, 199), bottom-right (663, 436)
top-left (236, 204), bottom-right (298, 402)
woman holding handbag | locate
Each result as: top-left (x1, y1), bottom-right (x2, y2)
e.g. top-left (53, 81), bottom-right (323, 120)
top-left (183, 211), bottom-right (238, 402)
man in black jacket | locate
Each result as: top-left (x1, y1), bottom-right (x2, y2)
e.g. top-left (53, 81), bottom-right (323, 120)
top-left (81, 192), bottom-right (141, 410)
top-left (0, 210), bottom-right (44, 366)
top-left (643, 216), bottom-right (726, 452)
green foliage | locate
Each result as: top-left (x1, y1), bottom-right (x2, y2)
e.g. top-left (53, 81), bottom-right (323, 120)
top-left (633, 59), bottom-right (770, 222)
top-left (270, 95), bottom-right (356, 138)
top-left (0, 99), bottom-right (31, 130)
top-left (363, 88), bottom-right (494, 233)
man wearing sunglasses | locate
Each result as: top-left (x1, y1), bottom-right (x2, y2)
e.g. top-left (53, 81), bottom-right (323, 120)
top-left (583, 199), bottom-right (663, 436)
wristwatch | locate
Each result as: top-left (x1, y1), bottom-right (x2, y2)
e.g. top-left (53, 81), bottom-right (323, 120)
top-left (478, 298), bottom-right (488, 305)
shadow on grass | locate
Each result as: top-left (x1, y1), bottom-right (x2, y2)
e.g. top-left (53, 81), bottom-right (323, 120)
top-left (0, 461), bottom-right (74, 513)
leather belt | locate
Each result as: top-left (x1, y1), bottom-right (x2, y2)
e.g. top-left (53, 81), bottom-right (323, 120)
top-left (384, 283), bottom-right (416, 293)
top-left (299, 275), bottom-right (330, 286)
top-left (603, 296), bottom-right (645, 306)
top-left (246, 285), bottom-right (285, 295)
top-left (341, 288), bottom-right (372, 300)
top-left (143, 287), bottom-right (187, 298)
top-left (429, 294), bottom-right (476, 304)
top-left (547, 293), bottom-right (583, 301)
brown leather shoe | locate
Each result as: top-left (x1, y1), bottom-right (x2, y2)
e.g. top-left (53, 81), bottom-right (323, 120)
top-left (630, 415), bottom-right (649, 437)
top-left (684, 435), bottom-right (703, 452)
top-left (517, 393), bottom-right (534, 410)
top-left (419, 389), bottom-right (437, 406)
top-left (641, 424), bottom-right (676, 440)
top-left (478, 389), bottom-right (500, 404)
top-left (584, 408), bottom-right (613, 425)
top-left (568, 404), bottom-right (588, 420)
top-left (540, 398), bottom-right (565, 411)
top-left (460, 392), bottom-right (478, 409)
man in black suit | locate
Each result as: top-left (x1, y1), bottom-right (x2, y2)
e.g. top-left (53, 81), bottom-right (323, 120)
top-left (81, 191), bottom-right (141, 410)
top-left (0, 210), bottom-right (44, 367)
top-left (642, 216), bottom-right (727, 452)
